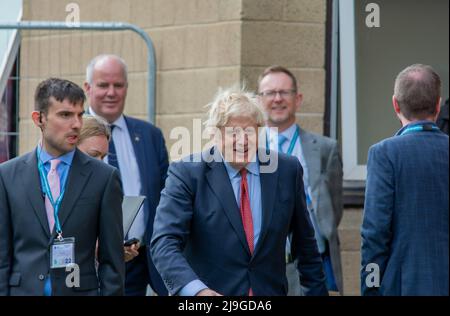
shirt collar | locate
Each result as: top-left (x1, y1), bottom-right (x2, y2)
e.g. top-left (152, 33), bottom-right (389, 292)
top-left (111, 115), bottom-right (127, 131)
top-left (395, 120), bottom-right (437, 136)
top-left (88, 106), bottom-right (126, 131)
top-left (280, 123), bottom-right (298, 142)
top-left (267, 123), bottom-right (298, 143)
top-left (37, 144), bottom-right (75, 166)
top-left (223, 159), bottom-right (260, 180)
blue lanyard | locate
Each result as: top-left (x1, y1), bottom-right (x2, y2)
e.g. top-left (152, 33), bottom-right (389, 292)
top-left (266, 125), bottom-right (300, 155)
top-left (37, 154), bottom-right (66, 239)
top-left (399, 123), bottom-right (440, 136)
top-left (266, 126), bottom-right (312, 204)
top-left (285, 126), bottom-right (300, 155)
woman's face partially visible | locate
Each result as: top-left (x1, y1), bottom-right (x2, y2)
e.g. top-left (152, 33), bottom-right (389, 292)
top-left (78, 135), bottom-right (109, 160)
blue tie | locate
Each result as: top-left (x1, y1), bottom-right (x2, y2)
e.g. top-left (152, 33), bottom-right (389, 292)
top-left (278, 134), bottom-right (287, 153)
top-left (108, 125), bottom-right (120, 173)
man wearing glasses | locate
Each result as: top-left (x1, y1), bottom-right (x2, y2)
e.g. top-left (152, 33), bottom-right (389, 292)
top-left (257, 66), bottom-right (344, 295)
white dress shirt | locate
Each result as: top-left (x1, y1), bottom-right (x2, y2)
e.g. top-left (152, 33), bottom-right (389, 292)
top-left (89, 107), bottom-right (146, 241)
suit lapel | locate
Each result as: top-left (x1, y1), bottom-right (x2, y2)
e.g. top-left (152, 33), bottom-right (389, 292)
top-left (205, 148), bottom-right (251, 255)
top-left (299, 128), bottom-right (320, 187)
top-left (21, 150), bottom-right (51, 237)
top-left (57, 150), bottom-right (92, 235)
top-left (253, 150), bottom-right (277, 256)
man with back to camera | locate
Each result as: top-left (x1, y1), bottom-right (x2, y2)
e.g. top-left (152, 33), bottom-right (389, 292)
top-left (361, 64), bottom-right (449, 296)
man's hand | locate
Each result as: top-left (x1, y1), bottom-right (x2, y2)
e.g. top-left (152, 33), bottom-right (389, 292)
top-left (124, 242), bottom-right (140, 262)
top-left (196, 288), bottom-right (223, 296)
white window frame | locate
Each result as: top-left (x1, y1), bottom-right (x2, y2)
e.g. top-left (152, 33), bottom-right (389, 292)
top-left (338, 0), bottom-right (367, 181)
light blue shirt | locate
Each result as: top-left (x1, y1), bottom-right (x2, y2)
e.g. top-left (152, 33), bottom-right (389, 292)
top-left (267, 124), bottom-right (326, 254)
top-left (267, 123), bottom-right (310, 188)
top-left (37, 145), bottom-right (75, 194)
top-left (36, 145), bottom-right (75, 296)
top-left (222, 160), bottom-right (262, 247)
top-left (179, 160), bottom-right (263, 296)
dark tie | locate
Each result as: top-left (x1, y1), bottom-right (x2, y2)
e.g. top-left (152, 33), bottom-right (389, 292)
top-left (108, 125), bottom-right (120, 173)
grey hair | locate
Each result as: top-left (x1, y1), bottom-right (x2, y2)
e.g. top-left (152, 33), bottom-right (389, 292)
top-left (204, 84), bottom-right (266, 130)
top-left (85, 54), bottom-right (128, 84)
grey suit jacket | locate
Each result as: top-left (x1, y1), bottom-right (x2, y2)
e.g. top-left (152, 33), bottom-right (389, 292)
top-left (299, 128), bottom-right (344, 293)
top-left (0, 149), bottom-right (125, 296)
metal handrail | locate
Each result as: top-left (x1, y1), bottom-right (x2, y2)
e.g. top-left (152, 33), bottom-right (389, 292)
top-left (0, 21), bottom-right (157, 123)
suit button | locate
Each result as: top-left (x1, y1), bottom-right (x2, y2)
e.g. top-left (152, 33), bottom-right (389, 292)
top-left (38, 274), bottom-right (45, 281)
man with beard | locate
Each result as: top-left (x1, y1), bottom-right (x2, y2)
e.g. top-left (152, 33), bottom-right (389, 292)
top-left (0, 78), bottom-right (124, 295)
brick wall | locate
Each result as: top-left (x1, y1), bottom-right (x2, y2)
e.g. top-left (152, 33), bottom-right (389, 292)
top-left (339, 208), bottom-right (363, 295)
top-left (19, 0), bottom-right (327, 155)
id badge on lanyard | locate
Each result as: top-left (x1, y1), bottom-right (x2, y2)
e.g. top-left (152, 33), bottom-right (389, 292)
top-left (50, 237), bottom-right (76, 269)
top-left (37, 151), bottom-right (76, 269)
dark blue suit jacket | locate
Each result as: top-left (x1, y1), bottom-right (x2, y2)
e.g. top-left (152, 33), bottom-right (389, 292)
top-left (123, 116), bottom-right (169, 295)
top-left (151, 147), bottom-right (328, 296)
top-left (361, 121), bottom-right (449, 296)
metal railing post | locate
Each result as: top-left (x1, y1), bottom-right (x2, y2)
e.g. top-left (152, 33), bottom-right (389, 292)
top-left (0, 21), bottom-right (156, 123)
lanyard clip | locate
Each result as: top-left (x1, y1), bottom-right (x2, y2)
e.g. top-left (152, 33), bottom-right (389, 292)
top-left (56, 232), bottom-right (63, 241)
top-left (423, 124), bottom-right (434, 131)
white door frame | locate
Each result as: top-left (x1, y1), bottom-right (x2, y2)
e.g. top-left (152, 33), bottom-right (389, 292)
top-left (338, 0), bottom-right (367, 181)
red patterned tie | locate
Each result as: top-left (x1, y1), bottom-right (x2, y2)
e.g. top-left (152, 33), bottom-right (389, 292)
top-left (240, 169), bottom-right (254, 296)
top-left (240, 168), bottom-right (254, 253)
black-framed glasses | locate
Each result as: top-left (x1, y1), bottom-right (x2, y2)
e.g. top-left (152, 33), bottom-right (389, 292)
top-left (258, 89), bottom-right (296, 99)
